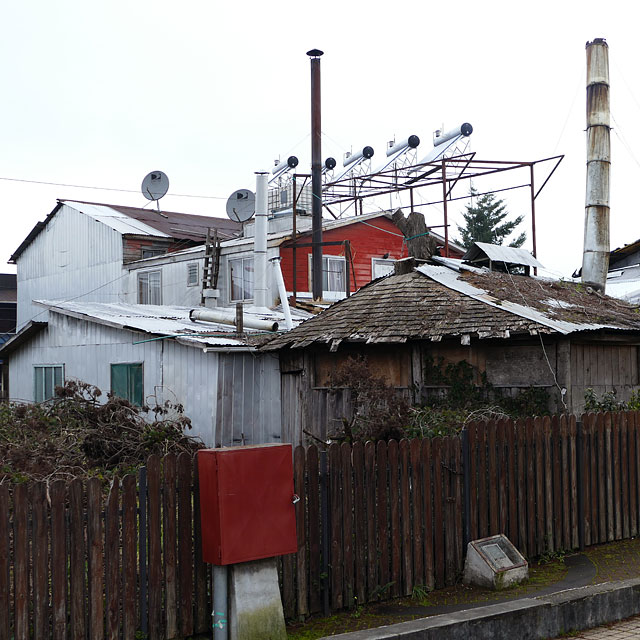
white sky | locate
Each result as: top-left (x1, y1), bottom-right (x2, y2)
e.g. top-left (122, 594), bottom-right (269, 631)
top-left (1, 0), bottom-right (638, 278)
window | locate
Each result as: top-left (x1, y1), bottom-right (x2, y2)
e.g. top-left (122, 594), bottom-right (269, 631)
top-left (372, 258), bottom-right (396, 279)
top-left (138, 270), bottom-right (162, 304)
top-left (111, 363), bottom-right (143, 406)
top-left (229, 257), bottom-right (254, 302)
top-left (187, 263), bottom-right (199, 287)
top-left (308, 255), bottom-right (346, 292)
top-left (34, 365), bottom-right (64, 402)
top-left (142, 248), bottom-right (165, 259)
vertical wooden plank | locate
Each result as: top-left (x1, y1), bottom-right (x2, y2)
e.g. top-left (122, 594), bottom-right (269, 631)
top-left (352, 442), bottom-right (366, 606)
top-left (612, 412), bottom-right (622, 540)
top-left (87, 478), bottom-right (104, 640)
top-left (543, 416), bottom-right (554, 551)
top-left (410, 439), bottom-right (424, 587)
top-left (282, 554), bottom-right (296, 618)
top-left (295, 446), bottom-right (309, 618)
top-left (597, 412), bottom-right (607, 543)
top-left (467, 423), bottom-right (479, 541)
top-left (163, 454), bottom-right (178, 639)
top-left (497, 420), bottom-right (508, 536)
top-left (569, 416), bottom-right (579, 549)
top-left (561, 415), bottom-right (573, 549)
top-left (13, 483), bottom-right (28, 640)
top-left (580, 414), bottom-right (591, 548)
top-left (507, 420), bottom-right (518, 545)
top-left (387, 440), bottom-right (401, 599)
top-left (621, 412), bottom-right (630, 540)
top-left (329, 443), bottom-right (343, 611)
top-left (191, 456), bottom-right (213, 634)
top-left (432, 438), bottom-right (445, 589)
top-left (31, 482), bottom-right (49, 640)
top-left (587, 414), bottom-right (598, 546)
top-left (421, 439), bottom-right (434, 590)
top-left (516, 419), bottom-right (528, 554)
top-left (50, 480), bottom-right (67, 640)
top-left (534, 417), bottom-right (545, 555)
top-left (629, 412), bottom-right (639, 538)
top-left (0, 485), bottom-right (9, 640)
top-left (477, 424), bottom-right (488, 538)
top-left (443, 438), bottom-right (456, 586)
top-left (525, 418), bottom-right (537, 557)
top-left (69, 478), bottom-right (86, 640)
top-left (306, 446), bottom-right (321, 614)
top-left (400, 439), bottom-right (412, 595)
top-left (376, 441), bottom-right (389, 594)
top-left (122, 475), bottom-right (138, 640)
top-left (604, 412), bottom-right (615, 541)
top-left (453, 437), bottom-right (464, 576)
top-left (487, 421), bottom-right (499, 535)
top-left (105, 478), bottom-right (120, 640)
top-left (341, 443), bottom-right (354, 609)
top-left (178, 452), bottom-right (194, 636)
top-left (551, 415), bottom-right (563, 550)
top-left (147, 454), bottom-right (163, 639)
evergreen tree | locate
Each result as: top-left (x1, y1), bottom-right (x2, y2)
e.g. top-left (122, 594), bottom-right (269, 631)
top-left (457, 188), bottom-right (526, 249)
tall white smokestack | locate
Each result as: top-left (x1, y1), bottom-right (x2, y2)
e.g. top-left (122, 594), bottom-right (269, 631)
top-left (254, 171), bottom-right (269, 308)
top-left (582, 38), bottom-right (610, 293)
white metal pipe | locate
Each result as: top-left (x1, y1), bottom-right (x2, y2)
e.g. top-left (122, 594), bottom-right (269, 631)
top-left (386, 135), bottom-right (420, 157)
top-left (190, 307), bottom-right (278, 332)
top-left (433, 123), bottom-right (473, 147)
top-left (213, 565), bottom-right (228, 640)
top-left (254, 172), bottom-right (269, 307)
top-left (269, 257), bottom-right (293, 330)
top-left (343, 146), bottom-right (374, 167)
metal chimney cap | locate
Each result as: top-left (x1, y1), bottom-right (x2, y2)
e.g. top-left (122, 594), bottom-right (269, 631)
top-left (306, 49), bottom-right (324, 57)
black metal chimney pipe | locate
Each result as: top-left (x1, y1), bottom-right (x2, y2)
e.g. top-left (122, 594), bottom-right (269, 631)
top-left (308, 48), bottom-right (324, 301)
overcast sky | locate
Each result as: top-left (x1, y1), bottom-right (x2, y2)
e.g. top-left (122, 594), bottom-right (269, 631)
top-left (1, 1), bottom-right (638, 278)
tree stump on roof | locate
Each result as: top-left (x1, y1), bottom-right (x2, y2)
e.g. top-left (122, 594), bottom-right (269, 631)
top-left (392, 209), bottom-right (438, 260)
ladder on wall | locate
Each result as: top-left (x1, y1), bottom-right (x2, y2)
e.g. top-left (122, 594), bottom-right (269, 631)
top-left (201, 228), bottom-right (220, 305)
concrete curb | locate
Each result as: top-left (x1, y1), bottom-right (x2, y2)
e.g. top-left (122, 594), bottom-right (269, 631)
top-left (320, 578), bottom-right (640, 640)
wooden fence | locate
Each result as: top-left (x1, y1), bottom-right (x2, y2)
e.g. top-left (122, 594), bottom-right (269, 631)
top-left (1, 411), bottom-right (640, 638)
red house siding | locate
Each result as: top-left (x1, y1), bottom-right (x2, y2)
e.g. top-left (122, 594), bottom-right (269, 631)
top-left (279, 216), bottom-right (409, 293)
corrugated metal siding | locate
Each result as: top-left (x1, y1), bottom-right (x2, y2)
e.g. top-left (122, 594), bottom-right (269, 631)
top-left (215, 352), bottom-right (282, 446)
top-left (123, 260), bottom-right (203, 307)
top-left (17, 205), bottom-right (124, 329)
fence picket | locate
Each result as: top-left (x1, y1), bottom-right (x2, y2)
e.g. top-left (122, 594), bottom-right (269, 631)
top-left (352, 442), bottom-right (366, 606)
top-left (32, 482), bottom-right (49, 639)
top-left (87, 478), bottom-right (104, 640)
top-left (443, 438), bottom-right (455, 586)
top-left (497, 420), bottom-right (508, 536)
top-left (516, 419), bottom-right (527, 553)
top-left (341, 443), bottom-right (354, 609)
top-left (295, 445), bottom-right (309, 618)
top-left (525, 418), bottom-right (536, 557)
top-left (13, 483), bottom-right (28, 640)
top-left (400, 439), bottom-right (412, 595)
top-left (613, 413), bottom-right (622, 540)
top-left (306, 445), bottom-right (321, 614)
top-left (122, 475), bottom-right (137, 640)
top-left (387, 440), bottom-right (400, 598)
top-left (329, 443), bottom-right (343, 611)
top-left (630, 412), bottom-right (639, 537)
top-left (467, 423), bottom-right (478, 541)
top-left (376, 441), bottom-right (389, 595)
top-left (163, 455), bottom-right (178, 639)
top-left (432, 438), bottom-right (445, 589)
top-left (147, 454), bottom-right (162, 639)
top-left (50, 480), bottom-right (66, 640)
top-left (604, 412), bottom-right (614, 542)
top-left (506, 421), bottom-right (517, 545)
top-left (487, 421), bottom-right (499, 535)
top-left (69, 478), bottom-right (86, 640)
top-left (551, 416), bottom-right (562, 550)
top-left (477, 424), bottom-right (488, 538)
top-left (569, 416), bottom-right (579, 549)
top-left (105, 478), bottom-right (120, 640)
top-left (0, 485), bottom-right (9, 640)
top-left (596, 413), bottom-right (606, 543)
top-left (410, 439), bottom-right (423, 587)
top-left (421, 438), bottom-right (434, 591)
top-left (543, 417), bottom-right (554, 551)
top-left (621, 413), bottom-right (630, 539)
top-left (176, 451), bottom-right (194, 636)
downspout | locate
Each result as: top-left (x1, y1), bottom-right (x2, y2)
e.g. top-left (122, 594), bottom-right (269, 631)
top-left (581, 38), bottom-right (610, 293)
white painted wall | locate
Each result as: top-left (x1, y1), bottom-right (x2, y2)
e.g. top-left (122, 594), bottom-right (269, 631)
top-left (16, 204), bottom-right (125, 329)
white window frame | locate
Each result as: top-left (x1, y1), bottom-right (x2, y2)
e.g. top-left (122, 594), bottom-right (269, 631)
top-left (138, 270), bottom-right (162, 304)
top-left (371, 257), bottom-right (396, 279)
top-left (34, 364), bottom-right (64, 403)
top-left (229, 256), bottom-right (254, 303)
top-left (308, 254), bottom-right (347, 296)
top-left (187, 262), bottom-right (199, 287)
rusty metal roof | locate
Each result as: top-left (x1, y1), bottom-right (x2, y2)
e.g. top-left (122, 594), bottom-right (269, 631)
top-left (262, 265), bottom-right (640, 351)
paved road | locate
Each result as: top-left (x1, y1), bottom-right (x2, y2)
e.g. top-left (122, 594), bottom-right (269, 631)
top-left (555, 614), bottom-right (640, 638)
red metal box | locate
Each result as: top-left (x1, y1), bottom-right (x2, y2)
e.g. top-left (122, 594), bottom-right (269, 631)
top-left (197, 444), bottom-right (297, 565)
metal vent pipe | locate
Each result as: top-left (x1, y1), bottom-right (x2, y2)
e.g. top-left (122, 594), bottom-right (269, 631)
top-left (254, 171), bottom-right (269, 308)
top-left (581, 38), bottom-right (610, 292)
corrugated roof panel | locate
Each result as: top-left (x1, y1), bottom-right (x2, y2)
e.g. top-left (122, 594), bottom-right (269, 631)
top-left (464, 242), bottom-right (545, 269)
top-left (65, 202), bottom-right (169, 237)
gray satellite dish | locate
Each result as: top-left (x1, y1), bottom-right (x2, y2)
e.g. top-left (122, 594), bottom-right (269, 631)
top-left (226, 189), bottom-right (256, 223)
top-left (141, 171), bottom-right (170, 201)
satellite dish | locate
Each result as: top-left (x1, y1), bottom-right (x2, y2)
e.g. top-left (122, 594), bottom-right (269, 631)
top-left (226, 189), bottom-right (256, 223)
top-left (141, 171), bottom-right (170, 201)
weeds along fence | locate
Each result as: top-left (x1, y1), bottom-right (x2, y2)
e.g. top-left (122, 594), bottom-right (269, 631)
top-left (1, 411), bottom-right (640, 638)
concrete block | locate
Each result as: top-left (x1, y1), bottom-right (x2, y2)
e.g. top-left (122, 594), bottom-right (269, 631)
top-left (229, 558), bottom-right (287, 640)
top-left (463, 534), bottom-right (528, 590)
